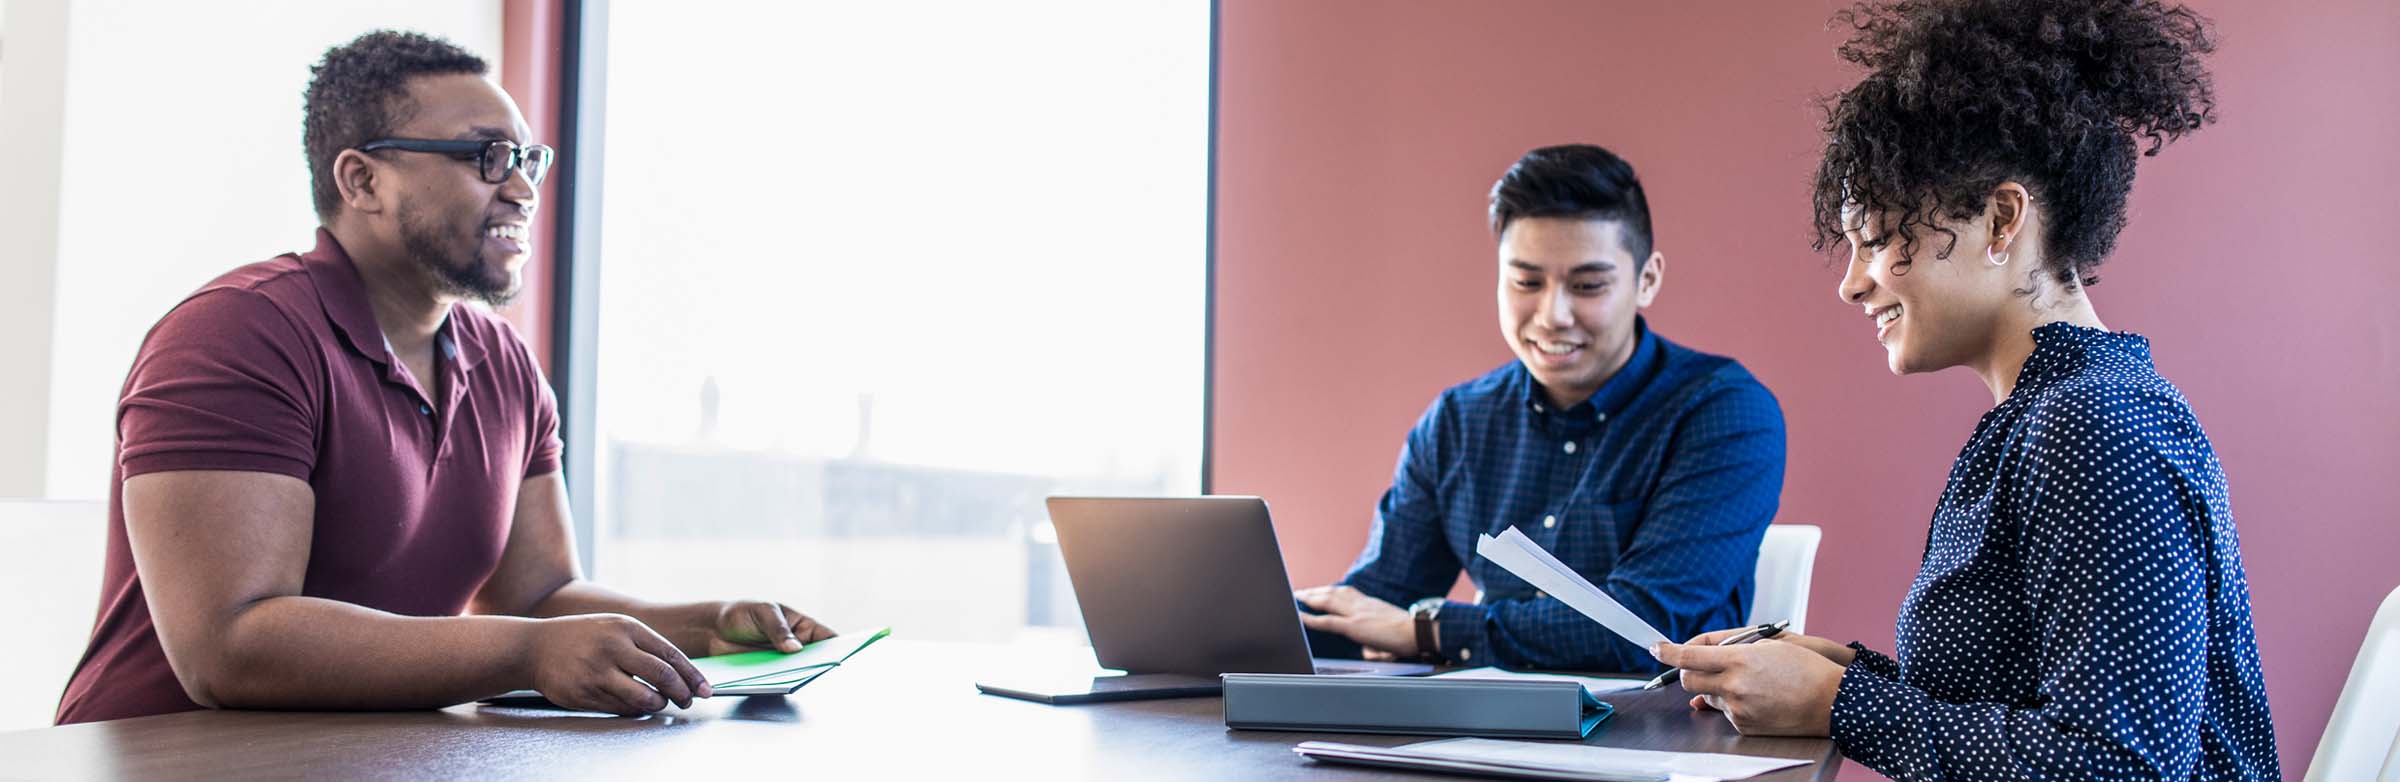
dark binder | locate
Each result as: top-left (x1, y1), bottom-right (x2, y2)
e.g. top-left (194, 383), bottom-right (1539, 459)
top-left (1221, 673), bottom-right (1613, 739)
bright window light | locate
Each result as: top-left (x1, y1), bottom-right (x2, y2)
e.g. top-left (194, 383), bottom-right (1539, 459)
top-left (589, 0), bottom-right (1209, 642)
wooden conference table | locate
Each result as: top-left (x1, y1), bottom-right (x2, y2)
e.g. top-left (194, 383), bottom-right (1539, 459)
top-left (0, 641), bottom-right (1841, 781)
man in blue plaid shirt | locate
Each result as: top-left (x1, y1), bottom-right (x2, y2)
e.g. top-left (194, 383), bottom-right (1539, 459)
top-left (1294, 145), bottom-right (1786, 673)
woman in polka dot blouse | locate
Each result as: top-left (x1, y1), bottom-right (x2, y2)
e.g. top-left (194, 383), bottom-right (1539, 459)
top-left (1654, 0), bottom-right (2281, 779)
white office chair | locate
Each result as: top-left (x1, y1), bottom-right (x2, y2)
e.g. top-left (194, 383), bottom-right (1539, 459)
top-left (2308, 584), bottom-right (2400, 781)
top-left (0, 499), bottom-right (108, 731)
top-left (1747, 524), bottom-right (1821, 635)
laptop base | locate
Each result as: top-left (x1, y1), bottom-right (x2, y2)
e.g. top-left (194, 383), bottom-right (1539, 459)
top-left (976, 672), bottom-right (1223, 704)
top-left (976, 657), bottom-right (1436, 705)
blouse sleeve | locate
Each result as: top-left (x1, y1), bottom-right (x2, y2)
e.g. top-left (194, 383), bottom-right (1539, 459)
top-left (1843, 642), bottom-right (1901, 680)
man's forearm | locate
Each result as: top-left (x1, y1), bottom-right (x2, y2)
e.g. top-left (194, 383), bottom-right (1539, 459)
top-left (524, 579), bottom-right (724, 656)
top-left (194, 596), bottom-right (536, 710)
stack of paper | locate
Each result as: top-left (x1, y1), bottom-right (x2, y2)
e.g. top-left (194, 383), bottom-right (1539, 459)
top-left (1295, 738), bottom-right (1809, 782)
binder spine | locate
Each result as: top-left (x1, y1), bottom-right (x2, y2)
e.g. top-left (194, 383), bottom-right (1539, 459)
top-left (1221, 674), bottom-right (1591, 739)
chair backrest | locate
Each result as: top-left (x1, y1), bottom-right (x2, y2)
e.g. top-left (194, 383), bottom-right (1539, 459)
top-left (2308, 584), bottom-right (2400, 781)
top-left (1748, 524), bottom-right (1821, 635)
top-left (0, 499), bottom-right (108, 731)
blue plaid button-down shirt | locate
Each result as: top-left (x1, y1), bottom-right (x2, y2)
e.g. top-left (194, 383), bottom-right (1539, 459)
top-left (1337, 317), bottom-right (1785, 672)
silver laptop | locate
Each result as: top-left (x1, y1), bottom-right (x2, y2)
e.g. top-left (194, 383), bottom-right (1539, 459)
top-left (977, 496), bottom-right (1432, 704)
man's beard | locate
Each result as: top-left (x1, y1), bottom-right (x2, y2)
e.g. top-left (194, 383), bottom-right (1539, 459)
top-left (399, 203), bottom-right (519, 306)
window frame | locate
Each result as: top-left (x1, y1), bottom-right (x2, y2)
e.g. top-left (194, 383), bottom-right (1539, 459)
top-left (550, 0), bottom-right (1222, 577)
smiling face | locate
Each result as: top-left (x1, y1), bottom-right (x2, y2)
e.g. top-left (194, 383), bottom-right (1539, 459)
top-left (1834, 204), bottom-right (2016, 375)
top-left (375, 73), bottom-right (540, 305)
top-left (1497, 217), bottom-right (1663, 408)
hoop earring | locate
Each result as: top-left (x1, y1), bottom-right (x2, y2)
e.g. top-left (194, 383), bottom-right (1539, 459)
top-left (1986, 246), bottom-right (2009, 267)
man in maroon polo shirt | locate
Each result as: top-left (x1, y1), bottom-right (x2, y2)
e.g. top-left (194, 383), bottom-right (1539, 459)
top-left (55, 31), bottom-right (831, 724)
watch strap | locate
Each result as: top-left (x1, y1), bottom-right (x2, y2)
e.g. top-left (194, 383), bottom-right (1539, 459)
top-left (1410, 599), bottom-right (1441, 659)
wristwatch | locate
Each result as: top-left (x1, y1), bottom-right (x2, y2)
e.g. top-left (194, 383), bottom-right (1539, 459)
top-left (1408, 597), bottom-right (1445, 660)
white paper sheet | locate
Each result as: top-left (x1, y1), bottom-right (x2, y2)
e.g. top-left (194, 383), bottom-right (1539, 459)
top-left (1431, 666), bottom-right (1649, 694)
top-left (1476, 527), bottom-right (1671, 654)
top-left (1412, 738), bottom-right (1808, 778)
top-left (1296, 737), bottom-right (1812, 782)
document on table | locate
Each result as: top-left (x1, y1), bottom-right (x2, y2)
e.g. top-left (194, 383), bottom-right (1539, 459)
top-left (1294, 737), bottom-right (1810, 782)
top-left (483, 626), bottom-right (892, 703)
top-left (1430, 666), bottom-right (1649, 695)
top-left (1476, 527), bottom-right (1670, 653)
top-left (693, 626), bottom-right (891, 688)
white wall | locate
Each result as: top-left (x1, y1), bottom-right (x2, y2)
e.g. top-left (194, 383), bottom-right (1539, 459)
top-left (0, 0), bottom-right (502, 501)
top-left (0, 0), bottom-right (501, 729)
top-left (0, 500), bottom-right (106, 731)
top-left (0, 0), bottom-right (65, 499)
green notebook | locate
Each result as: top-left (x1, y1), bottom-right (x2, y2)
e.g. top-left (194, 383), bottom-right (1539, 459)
top-left (481, 626), bottom-right (891, 705)
top-left (695, 626), bottom-right (892, 691)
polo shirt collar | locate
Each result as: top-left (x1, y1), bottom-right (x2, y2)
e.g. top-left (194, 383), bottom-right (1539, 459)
top-left (1521, 314), bottom-right (1661, 423)
top-left (300, 228), bottom-right (485, 372)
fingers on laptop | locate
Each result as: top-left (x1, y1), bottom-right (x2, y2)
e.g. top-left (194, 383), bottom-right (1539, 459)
top-left (1294, 585), bottom-right (1360, 613)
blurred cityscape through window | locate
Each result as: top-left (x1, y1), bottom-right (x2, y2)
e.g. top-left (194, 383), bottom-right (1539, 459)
top-left (588, 1), bottom-right (1209, 642)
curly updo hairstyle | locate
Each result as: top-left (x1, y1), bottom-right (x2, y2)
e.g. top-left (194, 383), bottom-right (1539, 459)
top-left (1809, 0), bottom-right (2218, 288)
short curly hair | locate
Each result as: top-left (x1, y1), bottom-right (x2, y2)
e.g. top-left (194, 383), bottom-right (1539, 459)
top-left (1809, 0), bottom-right (2217, 288)
top-left (303, 30), bottom-right (489, 218)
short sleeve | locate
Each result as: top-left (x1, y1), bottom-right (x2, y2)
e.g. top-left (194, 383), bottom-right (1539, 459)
top-left (117, 289), bottom-right (322, 481)
top-left (504, 322), bottom-right (563, 479)
top-left (524, 362), bottom-right (563, 479)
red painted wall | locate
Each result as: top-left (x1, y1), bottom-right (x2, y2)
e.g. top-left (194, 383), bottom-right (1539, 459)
top-left (499, 0), bottom-right (565, 373)
top-left (1212, 1), bottom-right (2400, 775)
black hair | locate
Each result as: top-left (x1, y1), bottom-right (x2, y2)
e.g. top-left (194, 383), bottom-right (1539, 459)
top-left (1810, 0), bottom-right (2217, 288)
top-left (303, 30), bottom-right (490, 218)
top-left (1489, 144), bottom-right (1656, 264)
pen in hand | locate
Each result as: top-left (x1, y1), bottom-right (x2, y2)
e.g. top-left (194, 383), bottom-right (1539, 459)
top-left (1642, 619), bottom-right (1790, 691)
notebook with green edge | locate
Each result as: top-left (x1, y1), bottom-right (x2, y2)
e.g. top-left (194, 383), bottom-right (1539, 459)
top-left (694, 626), bottom-right (892, 690)
top-left (482, 626), bottom-right (891, 705)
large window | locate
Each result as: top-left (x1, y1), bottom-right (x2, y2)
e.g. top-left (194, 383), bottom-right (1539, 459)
top-left (585, 1), bottom-right (1210, 641)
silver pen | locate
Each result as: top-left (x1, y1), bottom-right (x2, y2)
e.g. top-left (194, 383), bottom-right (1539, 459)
top-left (1641, 619), bottom-right (1790, 691)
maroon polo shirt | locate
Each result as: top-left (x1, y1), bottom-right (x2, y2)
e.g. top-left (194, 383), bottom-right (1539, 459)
top-left (55, 229), bottom-right (562, 725)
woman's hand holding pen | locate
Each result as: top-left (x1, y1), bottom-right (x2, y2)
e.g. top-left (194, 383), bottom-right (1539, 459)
top-left (1663, 627), bottom-right (1854, 701)
top-left (1654, 628), bottom-right (1850, 737)
top-left (1683, 627), bottom-right (1856, 667)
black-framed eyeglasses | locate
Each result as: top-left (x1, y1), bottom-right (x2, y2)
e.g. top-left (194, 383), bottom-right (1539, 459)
top-left (356, 138), bottom-right (556, 186)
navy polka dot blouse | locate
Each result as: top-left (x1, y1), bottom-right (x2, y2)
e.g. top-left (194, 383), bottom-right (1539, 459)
top-left (1829, 323), bottom-right (2280, 780)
